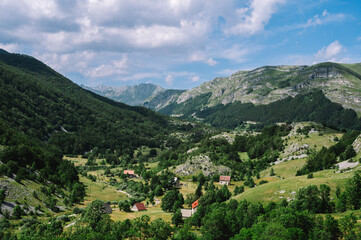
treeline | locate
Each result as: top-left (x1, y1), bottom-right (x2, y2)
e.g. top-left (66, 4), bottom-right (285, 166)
top-left (0, 51), bottom-right (174, 155)
top-left (196, 90), bottom-right (361, 130)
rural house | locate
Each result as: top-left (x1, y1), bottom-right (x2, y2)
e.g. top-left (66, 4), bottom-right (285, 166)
top-left (124, 170), bottom-right (135, 178)
top-left (192, 199), bottom-right (198, 214)
top-left (131, 202), bottom-right (146, 211)
top-left (219, 175), bottom-right (231, 185)
top-left (181, 199), bottom-right (199, 218)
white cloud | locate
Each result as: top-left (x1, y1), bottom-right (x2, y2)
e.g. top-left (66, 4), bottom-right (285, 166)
top-left (165, 74), bottom-right (174, 86)
top-left (284, 41), bottom-right (347, 65)
top-left (299, 10), bottom-right (346, 29)
top-left (0, 43), bottom-right (20, 52)
top-left (315, 40), bottom-right (344, 62)
top-left (191, 76), bottom-right (200, 82)
top-left (86, 56), bottom-right (128, 78)
top-left (189, 51), bottom-right (217, 66)
top-left (35, 51), bottom-right (95, 73)
top-left (225, 0), bottom-right (286, 36)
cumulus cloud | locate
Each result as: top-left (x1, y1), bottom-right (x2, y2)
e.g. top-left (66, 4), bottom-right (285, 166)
top-left (0, 0), bottom-right (285, 86)
top-left (85, 56), bottom-right (128, 78)
top-left (189, 51), bottom-right (217, 66)
top-left (225, 0), bottom-right (286, 36)
top-left (315, 41), bottom-right (345, 62)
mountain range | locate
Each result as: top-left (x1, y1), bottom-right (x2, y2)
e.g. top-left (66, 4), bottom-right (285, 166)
top-left (84, 62), bottom-right (361, 129)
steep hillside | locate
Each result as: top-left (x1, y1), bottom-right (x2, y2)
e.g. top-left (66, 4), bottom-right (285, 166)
top-left (0, 49), bottom-right (173, 155)
top-left (159, 62), bottom-right (361, 115)
top-left (82, 83), bottom-right (165, 106)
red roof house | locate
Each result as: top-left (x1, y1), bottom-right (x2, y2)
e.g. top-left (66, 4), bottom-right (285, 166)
top-left (124, 170), bottom-right (136, 178)
top-left (192, 199), bottom-right (199, 209)
top-left (219, 175), bottom-right (231, 185)
top-left (131, 203), bottom-right (147, 211)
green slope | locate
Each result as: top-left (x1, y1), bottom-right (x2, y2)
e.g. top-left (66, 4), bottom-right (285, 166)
top-left (0, 50), bottom-right (172, 155)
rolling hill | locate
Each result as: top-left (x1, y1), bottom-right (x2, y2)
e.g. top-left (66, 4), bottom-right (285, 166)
top-left (0, 49), bottom-right (173, 155)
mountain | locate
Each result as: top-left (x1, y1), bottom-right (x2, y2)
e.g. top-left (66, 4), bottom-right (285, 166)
top-left (0, 49), bottom-right (173, 155)
top-left (157, 62), bottom-right (361, 116)
top-left (82, 83), bottom-right (165, 106)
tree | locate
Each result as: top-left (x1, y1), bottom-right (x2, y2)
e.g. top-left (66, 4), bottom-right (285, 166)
top-left (0, 189), bottom-right (5, 205)
top-left (83, 200), bottom-right (107, 229)
top-left (336, 192), bottom-right (347, 212)
top-left (174, 224), bottom-right (199, 240)
top-left (150, 218), bottom-right (173, 240)
top-left (339, 213), bottom-right (357, 239)
top-left (161, 190), bottom-right (184, 212)
top-left (12, 205), bottom-right (22, 219)
top-left (172, 208), bottom-right (183, 227)
top-left (215, 185), bottom-right (231, 203)
top-left (195, 183), bottom-right (203, 198)
top-left (346, 171), bottom-right (361, 209)
top-left (270, 168), bottom-right (275, 176)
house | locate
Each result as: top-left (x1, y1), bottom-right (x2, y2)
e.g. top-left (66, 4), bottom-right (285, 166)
top-left (191, 199), bottom-right (198, 214)
top-left (131, 202), bottom-right (146, 211)
top-left (181, 209), bottom-right (192, 218)
top-left (181, 199), bottom-right (199, 218)
top-left (219, 175), bottom-right (231, 185)
top-left (124, 170), bottom-right (135, 178)
top-left (103, 202), bottom-right (112, 214)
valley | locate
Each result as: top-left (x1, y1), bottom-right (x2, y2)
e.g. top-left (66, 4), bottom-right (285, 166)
top-left (1, 50), bottom-right (361, 239)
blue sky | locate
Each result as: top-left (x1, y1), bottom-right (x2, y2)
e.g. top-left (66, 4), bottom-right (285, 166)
top-left (0, 0), bottom-right (360, 89)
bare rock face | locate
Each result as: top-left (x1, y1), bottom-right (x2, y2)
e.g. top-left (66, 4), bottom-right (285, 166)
top-left (174, 154), bottom-right (230, 176)
top-left (352, 134), bottom-right (361, 154)
top-left (159, 63), bottom-right (361, 115)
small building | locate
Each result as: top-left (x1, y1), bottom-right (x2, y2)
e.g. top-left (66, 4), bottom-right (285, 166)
top-left (181, 209), bottom-right (192, 218)
top-left (131, 203), bottom-right (146, 211)
top-left (181, 199), bottom-right (199, 218)
top-left (219, 175), bottom-right (231, 185)
top-left (124, 170), bottom-right (135, 178)
top-left (192, 199), bottom-right (198, 214)
top-left (103, 202), bottom-right (112, 214)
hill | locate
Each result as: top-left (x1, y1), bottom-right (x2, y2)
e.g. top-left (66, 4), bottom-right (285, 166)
top-left (0, 49), bottom-right (174, 155)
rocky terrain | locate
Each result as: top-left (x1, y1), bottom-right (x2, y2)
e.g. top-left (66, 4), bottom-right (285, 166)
top-left (174, 154), bottom-right (230, 176)
top-left (170, 63), bottom-right (361, 115)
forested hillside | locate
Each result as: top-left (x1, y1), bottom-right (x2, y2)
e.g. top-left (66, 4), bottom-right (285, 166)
top-left (0, 50), bottom-right (173, 155)
top-left (196, 90), bottom-right (361, 130)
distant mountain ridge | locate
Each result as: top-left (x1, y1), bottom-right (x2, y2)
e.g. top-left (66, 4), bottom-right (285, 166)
top-left (86, 62), bottom-right (361, 119)
top-left (165, 62), bottom-right (361, 116)
top-left (81, 83), bottom-right (165, 106)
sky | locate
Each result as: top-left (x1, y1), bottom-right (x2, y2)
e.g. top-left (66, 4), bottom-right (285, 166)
top-left (0, 0), bottom-right (360, 89)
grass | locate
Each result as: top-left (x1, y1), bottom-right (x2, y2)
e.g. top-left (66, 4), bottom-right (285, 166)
top-left (77, 176), bottom-right (128, 206)
top-left (110, 204), bottom-right (172, 222)
top-left (239, 152), bottom-right (250, 160)
top-left (232, 166), bottom-right (361, 204)
top-left (262, 158), bottom-right (307, 179)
